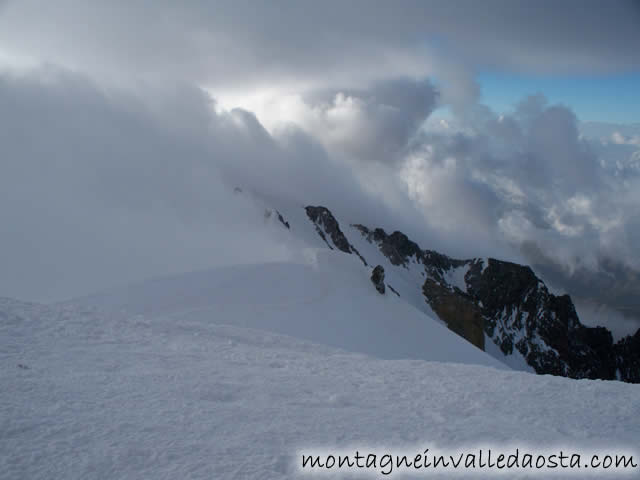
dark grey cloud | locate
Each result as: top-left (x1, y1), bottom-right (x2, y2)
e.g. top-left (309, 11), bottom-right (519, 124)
top-left (0, 0), bottom-right (638, 94)
top-left (575, 300), bottom-right (640, 342)
top-left (530, 248), bottom-right (640, 338)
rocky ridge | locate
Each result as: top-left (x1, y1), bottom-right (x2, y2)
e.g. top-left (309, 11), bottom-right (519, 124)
top-left (300, 206), bottom-right (640, 383)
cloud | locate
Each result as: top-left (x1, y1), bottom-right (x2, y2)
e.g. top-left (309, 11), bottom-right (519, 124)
top-left (610, 131), bottom-right (640, 146)
top-left (0, 0), bottom-right (638, 94)
top-left (396, 95), bottom-right (640, 274)
top-left (2, 65), bottom-right (639, 314)
top-left (263, 78), bottom-right (440, 164)
top-left (575, 301), bottom-right (640, 342)
top-left (0, 66), bottom-right (401, 301)
top-left (232, 83), bottom-right (640, 278)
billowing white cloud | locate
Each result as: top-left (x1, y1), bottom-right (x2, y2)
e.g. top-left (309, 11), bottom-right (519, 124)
top-left (610, 131), bottom-right (640, 146)
top-left (0, 67), bottom-right (402, 301)
top-left (403, 96), bottom-right (640, 272)
top-left (250, 79), bottom-right (439, 164)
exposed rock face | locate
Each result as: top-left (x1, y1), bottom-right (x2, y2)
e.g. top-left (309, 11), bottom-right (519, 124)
top-left (353, 225), bottom-right (422, 267)
top-left (305, 206), bottom-right (367, 266)
top-left (354, 224), bottom-right (484, 349)
top-left (423, 279), bottom-right (484, 350)
top-left (371, 265), bottom-right (386, 294)
top-left (614, 330), bottom-right (640, 382)
top-left (306, 206), bottom-right (352, 253)
top-left (352, 224), bottom-right (640, 383)
top-left (464, 259), bottom-right (613, 378)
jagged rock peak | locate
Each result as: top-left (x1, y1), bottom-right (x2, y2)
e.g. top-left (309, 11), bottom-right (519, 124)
top-left (306, 206), bottom-right (352, 253)
top-left (463, 257), bottom-right (638, 381)
top-left (353, 224), bottom-right (469, 273)
top-left (353, 224), bottom-right (423, 267)
top-left (305, 206), bottom-right (368, 266)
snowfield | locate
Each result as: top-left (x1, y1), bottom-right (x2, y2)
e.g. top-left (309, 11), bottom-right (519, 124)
top-left (73, 251), bottom-right (504, 370)
top-left (2, 255), bottom-right (639, 479)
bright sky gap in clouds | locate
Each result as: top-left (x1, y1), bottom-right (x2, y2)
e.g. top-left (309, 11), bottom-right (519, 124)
top-left (0, 0), bottom-right (639, 340)
top-left (477, 71), bottom-right (640, 124)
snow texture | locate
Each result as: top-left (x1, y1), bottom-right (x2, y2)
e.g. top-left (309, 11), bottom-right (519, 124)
top-left (2, 257), bottom-right (640, 479)
top-left (444, 264), bottom-right (471, 293)
top-left (73, 251), bottom-right (503, 369)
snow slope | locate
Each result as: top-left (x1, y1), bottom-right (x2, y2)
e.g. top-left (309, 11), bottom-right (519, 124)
top-left (2, 296), bottom-right (639, 479)
top-left (73, 250), bottom-right (504, 369)
top-left (3, 196), bottom-right (638, 478)
top-left (243, 195), bottom-right (445, 325)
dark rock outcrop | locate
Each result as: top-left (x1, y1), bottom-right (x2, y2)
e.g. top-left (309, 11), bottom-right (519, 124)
top-left (464, 258), bottom-right (613, 378)
top-left (353, 225), bottom-right (422, 267)
top-left (306, 206), bottom-right (351, 252)
top-left (614, 330), bottom-right (640, 382)
top-left (305, 206), bottom-right (368, 266)
top-left (276, 210), bottom-right (290, 229)
top-left (423, 279), bottom-right (485, 350)
top-left (371, 265), bottom-right (386, 294)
